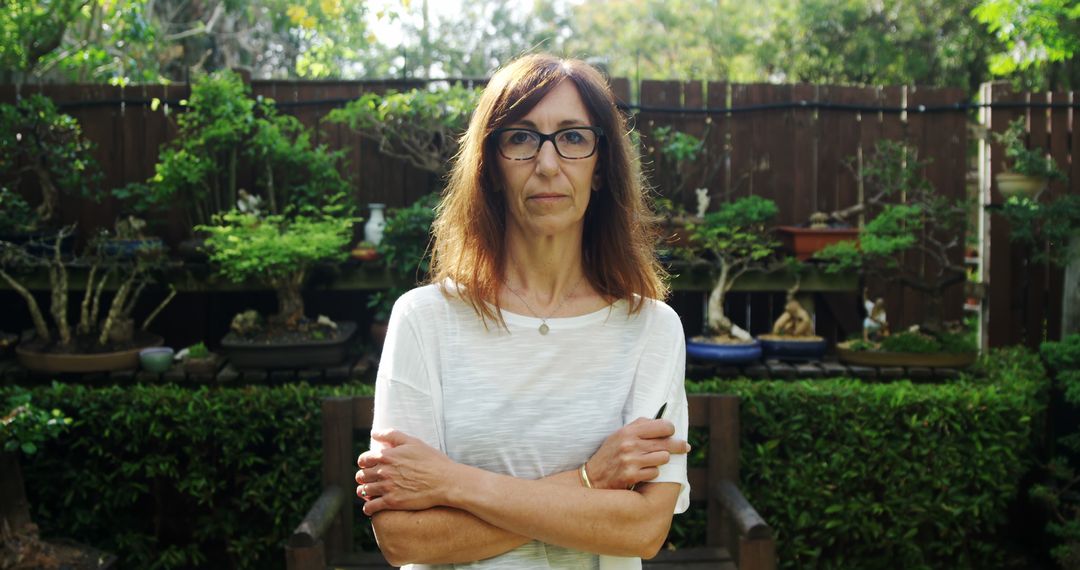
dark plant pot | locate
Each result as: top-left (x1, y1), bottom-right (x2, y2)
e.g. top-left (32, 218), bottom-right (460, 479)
top-left (100, 238), bottom-right (165, 259)
top-left (184, 354), bottom-right (222, 376)
top-left (758, 335), bottom-right (827, 362)
top-left (177, 234), bottom-right (209, 262)
top-left (686, 338), bottom-right (762, 364)
top-left (16, 333), bottom-right (164, 373)
top-left (222, 321), bottom-right (357, 369)
top-left (836, 341), bottom-right (978, 368)
top-left (777, 226), bottom-right (860, 261)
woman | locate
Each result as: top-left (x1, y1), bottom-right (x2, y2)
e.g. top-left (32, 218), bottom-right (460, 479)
top-left (355, 53), bottom-right (690, 569)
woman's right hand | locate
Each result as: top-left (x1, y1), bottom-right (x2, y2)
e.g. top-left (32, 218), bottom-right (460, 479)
top-left (584, 418), bottom-right (690, 490)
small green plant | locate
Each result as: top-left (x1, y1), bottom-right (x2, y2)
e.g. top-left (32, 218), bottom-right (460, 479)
top-left (369, 193), bottom-right (440, 321)
top-left (0, 186), bottom-right (37, 234)
top-left (651, 125), bottom-right (720, 207)
top-left (198, 210), bottom-right (357, 329)
top-left (1, 387), bottom-right (71, 456)
top-left (186, 342), bottom-right (210, 359)
top-left (687, 195), bottom-right (780, 338)
top-left (994, 117), bottom-right (1067, 181)
top-left (880, 330), bottom-right (943, 353)
top-left (999, 193), bottom-right (1080, 267)
top-left (326, 85), bottom-right (480, 181)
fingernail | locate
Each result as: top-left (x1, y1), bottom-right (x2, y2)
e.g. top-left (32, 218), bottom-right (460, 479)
top-left (685, 443), bottom-right (692, 452)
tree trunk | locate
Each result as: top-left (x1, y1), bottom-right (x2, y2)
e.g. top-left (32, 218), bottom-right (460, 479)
top-left (0, 451), bottom-right (31, 531)
top-left (0, 269), bottom-right (50, 343)
top-left (706, 263), bottom-right (731, 335)
top-left (274, 283), bottom-right (305, 329)
top-left (1062, 234), bottom-right (1080, 337)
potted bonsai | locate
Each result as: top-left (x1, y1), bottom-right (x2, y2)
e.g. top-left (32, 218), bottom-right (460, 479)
top-left (177, 341), bottom-right (222, 376)
top-left (0, 94), bottom-right (101, 253)
top-left (776, 211), bottom-right (860, 262)
top-left (198, 208), bottom-right (359, 369)
top-left (756, 270), bottom-right (827, 362)
top-left (816, 141), bottom-right (977, 367)
top-left (993, 117), bottom-right (1067, 199)
top-left (648, 126), bottom-right (722, 255)
top-left (2, 225), bottom-right (177, 374)
top-left (683, 195), bottom-right (780, 364)
top-left (1, 388), bottom-right (113, 568)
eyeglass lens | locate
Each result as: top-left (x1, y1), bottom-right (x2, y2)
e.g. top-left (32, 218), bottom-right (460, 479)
top-left (497, 128), bottom-right (598, 160)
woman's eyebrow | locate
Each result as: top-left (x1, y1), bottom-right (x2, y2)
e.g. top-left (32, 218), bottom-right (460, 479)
top-left (510, 118), bottom-right (590, 129)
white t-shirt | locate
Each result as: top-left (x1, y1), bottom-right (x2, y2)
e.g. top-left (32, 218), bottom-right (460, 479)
top-left (372, 282), bottom-right (690, 570)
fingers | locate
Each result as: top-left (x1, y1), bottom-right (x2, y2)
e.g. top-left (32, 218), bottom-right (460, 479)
top-left (639, 450), bottom-right (672, 469)
top-left (632, 418), bottom-right (677, 439)
top-left (370, 428), bottom-right (413, 446)
top-left (357, 450), bottom-right (384, 469)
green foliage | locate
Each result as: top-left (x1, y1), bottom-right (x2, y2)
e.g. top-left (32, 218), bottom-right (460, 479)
top-left (974, 0), bottom-right (1080, 88)
top-left (0, 186), bottom-right (37, 234)
top-left (1035, 334), bottom-right (1080, 568)
top-left (197, 211), bottom-right (356, 288)
top-left (690, 195), bottom-right (780, 269)
top-left (326, 85), bottom-right (480, 178)
top-left (0, 94), bottom-right (102, 228)
top-left (6, 383), bottom-right (372, 570)
top-left (186, 342), bottom-right (210, 359)
top-left (994, 117), bottom-right (1068, 181)
top-left (133, 70), bottom-right (352, 228)
top-left (880, 330), bottom-right (943, 353)
top-left (369, 193), bottom-right (440, 320)
top-left (999, 193), bottom-right (1080, 267)
top-left (687, 347), bottom-right (1047, 568)
top-left (1, 386), bottom-right (72, 456)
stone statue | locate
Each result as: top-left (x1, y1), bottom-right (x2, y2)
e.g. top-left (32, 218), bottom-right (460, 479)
top-left (863, 289), bottom-right (889, 342)
top-left (695, 187), bottom-right (711, 218)
top-left (772, 299), bottom-right (814, 337)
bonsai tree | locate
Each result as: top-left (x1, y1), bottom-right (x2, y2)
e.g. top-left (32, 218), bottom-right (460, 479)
top-left (686, 195), bottom-right (780, 342)
top-left (0, 94), bottom-right (101, 232)
top-left (126, 70), bottom-right (353, 230)
top-left (198, 208), bottom-right (357, 332)
top-left (650, 124), bottom-right (721, 214)
top-left (325, 85), bottom-right (480, 181)
top-left (816, 141), bottom-right (969, 343)
top-left (0, 226), bottom-right (177, 350)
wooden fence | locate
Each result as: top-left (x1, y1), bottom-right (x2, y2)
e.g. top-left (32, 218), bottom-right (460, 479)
top-left (13, 77), bottom-right (1073, 348)
top-left (980, 84), bottom-right (1080, 349)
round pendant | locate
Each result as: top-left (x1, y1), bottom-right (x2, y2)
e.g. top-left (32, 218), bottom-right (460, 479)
top-left (539, 323), bottom-right (550, 335)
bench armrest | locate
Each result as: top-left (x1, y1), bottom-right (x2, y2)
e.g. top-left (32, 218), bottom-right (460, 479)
top-left (289, 485), bottom-right (347, 548)
top-left (713, 480), bottom-right (772, 541)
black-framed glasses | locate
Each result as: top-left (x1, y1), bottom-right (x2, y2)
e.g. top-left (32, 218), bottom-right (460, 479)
top-left (491, 126), bottom-right (604, 160)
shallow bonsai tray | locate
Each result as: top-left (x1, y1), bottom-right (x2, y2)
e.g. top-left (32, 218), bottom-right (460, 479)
top-left (16, 334), bottom-right (164, 374)
top-left (758, 335), bottom-right (827, 362)
top-left (836, 341), bottom-right (977, 368)
top-left (222, 321), bottom-right (357, 369)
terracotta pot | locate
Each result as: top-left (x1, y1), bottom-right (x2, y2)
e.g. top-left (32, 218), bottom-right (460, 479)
top-left (16, 334), bottom-right (164, 373)
top-left (995, 172), bottom-right (1045, 199)
top-left (776, 226), bottom-right (860, 261)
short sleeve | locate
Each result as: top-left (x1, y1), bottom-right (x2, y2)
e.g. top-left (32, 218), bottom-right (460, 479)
top-left (371, 295), bottom-right (444, 454)
top-left (627, 304), bottom-right (690, 514)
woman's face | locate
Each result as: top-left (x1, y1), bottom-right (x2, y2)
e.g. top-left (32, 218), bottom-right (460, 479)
top-left (495, 80), bottom-right (599, 240)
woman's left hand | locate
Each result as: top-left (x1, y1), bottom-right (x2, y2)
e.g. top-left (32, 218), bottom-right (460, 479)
top-left (355, 429), bottom-right (458, 516)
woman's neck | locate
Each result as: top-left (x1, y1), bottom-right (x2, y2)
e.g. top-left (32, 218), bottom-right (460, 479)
top-left (503, 231), bottom-right (586, 308)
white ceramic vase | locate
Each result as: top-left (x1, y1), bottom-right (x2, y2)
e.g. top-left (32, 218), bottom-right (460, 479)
top-left (364, 203), bottom-right (386, 245)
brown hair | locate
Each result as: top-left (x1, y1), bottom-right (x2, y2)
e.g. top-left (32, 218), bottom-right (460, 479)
top-left (430, 53), bottom-right (666, 326)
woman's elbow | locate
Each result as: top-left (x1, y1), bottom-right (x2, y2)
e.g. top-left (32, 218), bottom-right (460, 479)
top-left (371, 512), bottom-right (413, 566)
top-left (636, 518), bottom-right (673, 560)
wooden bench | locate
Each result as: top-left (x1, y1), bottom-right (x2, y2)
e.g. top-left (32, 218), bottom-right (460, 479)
top-left (286, 394), bottom-right (775, 570)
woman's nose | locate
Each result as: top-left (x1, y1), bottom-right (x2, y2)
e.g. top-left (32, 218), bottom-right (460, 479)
top-left (534, 139), bottom-right (560, 176)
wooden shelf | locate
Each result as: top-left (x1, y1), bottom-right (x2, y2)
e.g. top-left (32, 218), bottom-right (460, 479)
top-left (0, 260), bottom-right (857, 293)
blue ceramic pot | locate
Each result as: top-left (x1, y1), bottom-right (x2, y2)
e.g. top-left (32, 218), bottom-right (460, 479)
top-left (759, 336), bottom-right (827, 362)
top-left (686, 338), bottom-right (762, 364)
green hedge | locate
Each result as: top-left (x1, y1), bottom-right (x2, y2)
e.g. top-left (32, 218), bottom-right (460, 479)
top-left (9, 382), bottom-right (372, 570)
top-left (6, 348), bottom-right (1046, 569)
top-left (687, 347), bottom-right (1048, 569)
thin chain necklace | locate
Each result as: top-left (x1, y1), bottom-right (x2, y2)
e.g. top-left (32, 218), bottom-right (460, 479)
top-left (505, 273), bottom-right (586, 335)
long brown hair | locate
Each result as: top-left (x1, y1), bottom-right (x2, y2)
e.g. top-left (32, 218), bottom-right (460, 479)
top-left (430, 53), bottom-right (666, 326)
